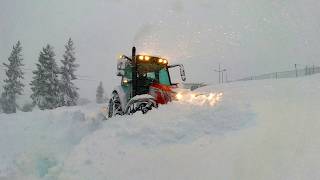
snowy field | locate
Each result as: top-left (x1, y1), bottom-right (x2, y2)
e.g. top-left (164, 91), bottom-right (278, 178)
top-left (0, 75), bottom-right (319, 180)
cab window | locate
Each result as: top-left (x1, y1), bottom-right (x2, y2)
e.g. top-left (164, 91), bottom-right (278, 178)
top-left (159, 69), bottom-right (170, 85)
top-left (146, 72), bottom-right (155, 79)
top-left (145, 69), bottom-right (171, 85)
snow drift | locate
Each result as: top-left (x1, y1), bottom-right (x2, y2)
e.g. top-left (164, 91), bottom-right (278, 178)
top-left (1, 74), bottom-right (320, 180)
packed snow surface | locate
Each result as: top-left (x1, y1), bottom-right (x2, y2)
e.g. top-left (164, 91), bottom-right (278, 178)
top-left (0, 75), bottom-right (320, 180)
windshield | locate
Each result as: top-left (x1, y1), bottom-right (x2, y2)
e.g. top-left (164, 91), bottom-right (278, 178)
top-left (146, 68), bottom-right (171, 86)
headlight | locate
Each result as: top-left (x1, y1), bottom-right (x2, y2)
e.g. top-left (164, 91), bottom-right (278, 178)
top-left (144, 56), bottom-right (150, 61)
top-left (176, 93), bottom-right (183, 100)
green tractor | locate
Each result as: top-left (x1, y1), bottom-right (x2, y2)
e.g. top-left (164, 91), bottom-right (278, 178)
top-left (108, 47), bottom-right (186, 118)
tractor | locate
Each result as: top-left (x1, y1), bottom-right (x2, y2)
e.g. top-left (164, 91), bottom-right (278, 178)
top-left (108, 47), bottom-right (186, 118)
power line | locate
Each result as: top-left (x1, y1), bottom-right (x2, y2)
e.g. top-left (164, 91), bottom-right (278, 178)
top-left (77, 75), bottom-right (92, 78)
top-left (0, 64), bottom-right (33, 71)
top-left (0, 64), bottom-right (102, 83)
top-left (75, 78), bottom-right (100, 82)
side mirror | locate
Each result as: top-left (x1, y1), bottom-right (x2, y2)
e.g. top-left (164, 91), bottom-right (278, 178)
top-left (179, 64), bottom-right (186, 81)
top-left (168, 64), bottom-right (187, 82)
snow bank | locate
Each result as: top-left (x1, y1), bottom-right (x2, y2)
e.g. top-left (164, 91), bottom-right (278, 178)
top-left (0, 104), bottom-right (103, 180)
top-left (58, 99), bottom-right (254, 180)
top-left (1, 75), bottom-right (320, 180)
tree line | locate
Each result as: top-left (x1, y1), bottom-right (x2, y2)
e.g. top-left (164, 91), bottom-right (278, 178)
top-left (0, 39), bottom-right (79, 114)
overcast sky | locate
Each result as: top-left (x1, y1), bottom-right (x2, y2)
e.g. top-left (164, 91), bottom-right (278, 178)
top-left (1, 0), bottom-right (320, 101)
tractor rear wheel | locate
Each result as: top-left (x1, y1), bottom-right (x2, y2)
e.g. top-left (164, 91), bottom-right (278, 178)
top-left (124, 95), bottom-right (158, 115)
top-left (108, 92), bottom-right (123, 118)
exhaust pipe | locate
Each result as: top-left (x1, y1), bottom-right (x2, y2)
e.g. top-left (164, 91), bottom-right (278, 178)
top-left (132, 46), bottom-right (136, 60)
top-left (132, 46), bottom-right (137, 97)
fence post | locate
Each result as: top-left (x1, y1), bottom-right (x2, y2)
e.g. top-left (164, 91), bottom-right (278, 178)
top-left (305, 66), bottom-right (308, 75)
top-left (312, 65), bottom-right (315, 74)
top-left (275, 72), bottom-right (278, 79)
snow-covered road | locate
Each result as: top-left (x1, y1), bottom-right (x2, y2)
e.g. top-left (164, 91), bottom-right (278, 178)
top-left (1, 75), bottom-right (319, 180)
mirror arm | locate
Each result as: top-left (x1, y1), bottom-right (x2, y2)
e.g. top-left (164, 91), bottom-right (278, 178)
top-left (121, 55), bottom-right (132, 62)
top-left (168, 64), bottom-right (180, 68)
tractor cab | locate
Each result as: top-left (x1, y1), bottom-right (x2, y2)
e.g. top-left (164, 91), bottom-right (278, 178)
top-left (109, 47), bottom-right (186, 117)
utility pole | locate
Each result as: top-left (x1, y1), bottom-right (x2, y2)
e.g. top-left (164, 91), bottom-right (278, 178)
top-left (225, 71), bottom-right (229, 83)
top-left (221, 69), bottom-right (226, 83)
top-left (214, 64), bottom-right (227, 84)
top-left (214, 64), bottom-right (221, 84)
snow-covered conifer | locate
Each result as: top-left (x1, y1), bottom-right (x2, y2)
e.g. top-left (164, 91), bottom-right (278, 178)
top-left (96, 81), bottom-right (105, 104)
top-left (59, 38), bottom-right (79, 106)
top-left (1, 41), bottom-right (24, 113)
top-left (30, 44), bottom-right (60, 110)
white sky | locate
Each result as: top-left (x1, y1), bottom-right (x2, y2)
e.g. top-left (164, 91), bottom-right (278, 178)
top-left (1, 0), bottom-right (320, 100)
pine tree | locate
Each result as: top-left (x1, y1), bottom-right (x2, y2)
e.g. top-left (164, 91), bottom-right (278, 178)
top-left (0, 97), bottom-right (2, 113)
top-left (1, 41), bottom-right (24, 114)
top-left (30, 44), bottom-right (60, 110)
top-left (96, 81), bottom-right (105, 104)
top-left (60, 38), bottom-right (79, 106)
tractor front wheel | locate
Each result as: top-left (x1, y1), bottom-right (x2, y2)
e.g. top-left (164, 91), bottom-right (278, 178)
top-left (108, 92), bottom-right (123, 118)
